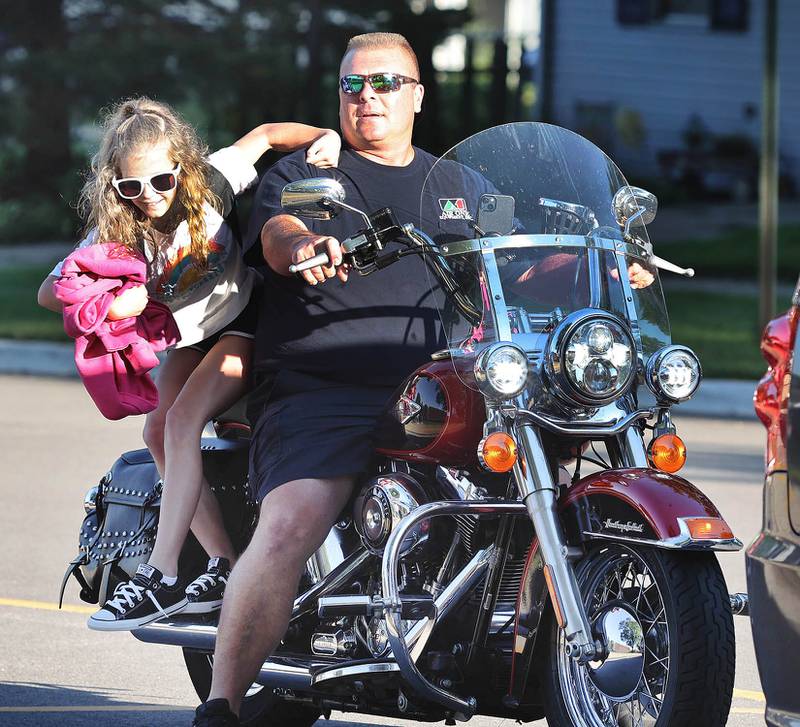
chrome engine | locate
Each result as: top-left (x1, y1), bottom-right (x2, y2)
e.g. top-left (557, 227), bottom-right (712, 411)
top-left (352, 472), bottom-right (429, 555)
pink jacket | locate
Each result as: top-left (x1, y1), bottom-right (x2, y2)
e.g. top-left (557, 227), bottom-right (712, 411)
top-left (53, 242), bottom-right (180, 420)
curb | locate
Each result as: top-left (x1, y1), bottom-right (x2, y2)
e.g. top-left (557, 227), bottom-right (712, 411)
top-left (0, 339), bottom-right (77, 379)
top-left (0, 339), bottom-right (758, 421)
top-left (674, 379), bottom-right (757, 421)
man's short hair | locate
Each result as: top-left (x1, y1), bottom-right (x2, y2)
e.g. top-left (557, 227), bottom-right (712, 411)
top-left (343, 32), bottom-right (420, 80)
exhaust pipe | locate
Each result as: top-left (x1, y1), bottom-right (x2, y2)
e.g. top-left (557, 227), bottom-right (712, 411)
top-left (257, 659), bottom-right (313, 690)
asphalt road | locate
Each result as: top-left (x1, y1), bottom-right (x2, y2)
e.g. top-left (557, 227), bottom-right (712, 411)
top-left (0, 375), bottom-right (768, 726)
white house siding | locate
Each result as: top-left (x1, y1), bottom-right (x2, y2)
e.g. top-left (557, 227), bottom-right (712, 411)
top-left (545, 0), bottom-right (800, 187)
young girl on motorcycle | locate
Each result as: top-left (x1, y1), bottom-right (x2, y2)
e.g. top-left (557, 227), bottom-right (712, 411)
top-left (37, 97), bottom-right (340, 630)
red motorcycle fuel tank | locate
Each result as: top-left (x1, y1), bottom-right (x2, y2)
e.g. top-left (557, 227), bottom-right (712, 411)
top-left (375, 359), bottom-right (485, 467)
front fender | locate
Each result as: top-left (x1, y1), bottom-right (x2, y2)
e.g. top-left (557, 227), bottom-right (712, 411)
top-left (560, 467), bottom-right (742, 551)
top-left (505, 466), bottom-right (740, 705)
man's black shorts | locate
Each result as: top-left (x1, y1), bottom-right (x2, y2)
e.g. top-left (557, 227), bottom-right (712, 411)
top-left (248, 371), bottom-right (395, 502)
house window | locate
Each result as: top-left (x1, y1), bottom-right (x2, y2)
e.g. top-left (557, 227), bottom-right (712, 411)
top-left (617, 0), bottom-right (664, 25)
top-left (710, 0), bottom-right (749, 31)
top-left (616, 0), bottom-right (748, 30)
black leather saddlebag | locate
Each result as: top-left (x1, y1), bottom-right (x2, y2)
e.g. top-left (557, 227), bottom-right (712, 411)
top-left (60, 437), bottom-right (255, 606)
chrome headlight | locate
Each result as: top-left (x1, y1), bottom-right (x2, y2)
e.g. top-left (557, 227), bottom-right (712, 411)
top-left (646, 345), bottom-right (702, 402)
top-left (474, 343), bottom-right (529, 399)
top-left (546, 310), bottom-right (636, 406)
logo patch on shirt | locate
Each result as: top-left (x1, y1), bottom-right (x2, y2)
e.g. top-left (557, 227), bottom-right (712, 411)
top-left (438, 198), bottom-right (472, 221)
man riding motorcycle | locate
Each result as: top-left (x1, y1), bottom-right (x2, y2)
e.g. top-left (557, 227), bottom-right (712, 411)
top-left (193, 31), bottom-right (482, 725)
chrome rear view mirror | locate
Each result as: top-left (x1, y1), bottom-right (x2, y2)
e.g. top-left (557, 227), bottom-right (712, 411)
top-left (280, 178), bottom-right (347, 220)
top-left (613, 186), bottom-right (658, 235)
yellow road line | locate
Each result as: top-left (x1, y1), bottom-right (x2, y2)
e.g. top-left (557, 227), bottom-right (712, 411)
top-left (0, 597), bottom-right (94, 614)
top-left (0, 706), bottom-right (191, 713)
top-left (734, 688), bottom-right (767, 703)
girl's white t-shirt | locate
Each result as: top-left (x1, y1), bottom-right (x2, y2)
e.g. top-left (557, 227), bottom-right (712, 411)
top-left (52, 146), bottom-right (259, 347)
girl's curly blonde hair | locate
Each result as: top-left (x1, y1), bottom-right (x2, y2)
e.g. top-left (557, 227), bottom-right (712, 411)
top-left (78, 97), bottom-right (218, 269)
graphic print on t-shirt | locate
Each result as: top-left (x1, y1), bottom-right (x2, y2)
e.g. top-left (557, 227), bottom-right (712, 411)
top-left (152, 237), bottom-right (227, 301)
top-left (438, 197), bottom-right (473, 221)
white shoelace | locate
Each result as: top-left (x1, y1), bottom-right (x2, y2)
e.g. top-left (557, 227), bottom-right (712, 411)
top-left (186, 572), bottom-right (227, 597)
top-left (104, 579), bottom-right (169, 619)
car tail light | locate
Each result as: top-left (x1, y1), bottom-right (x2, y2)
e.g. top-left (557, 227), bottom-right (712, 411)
top-left (754, 306), bottom-right (799, 472)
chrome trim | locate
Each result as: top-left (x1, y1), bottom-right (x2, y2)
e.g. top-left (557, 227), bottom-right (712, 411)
top-left (435, 467), bottom-right (486, 501)
top-left (587, 247), bottom-right (602, 308)
top-left (490, 609), bottom-right (516, 634)
top-left (512, 423), bottom-right (597, 658)
top-left (481, 246), bottom-right (513, 341)
top-left (517, 406), bottom-right (653, 436)
top-left (257, 660), bottom-right (314, 690)
top-left (381, 500), bottom-right (527, 717)
top-left (84, 485), bottom-right (99, 514)
top-left (132, 619), bottom-right (217, 650)
top-left (293, 548), bottom-right (372, 619)
top-left (438, 234), bottom-right (647, 259)
top-left (609, 242), bottom-right (647, 359)
top-left (306, 523), bottom-right (361, 585)
top-left (406, 546), bottom-right (494, 659)
top-left (353, 474), bottom-right (427, 555)
top-left (729, 592), bottom-right (749, 616)
top-left (280, 178), bottom-right (347, 220)
top-left (613, 186), bottom-right (658, 229)
top-left (765, 707), bottom-right (800, 726)
top-left (132, 622), bottom-right (316, 691)
top-left (620, 427), bottom-right (649, 467)
top-left (312, 660), bottom-right (400, 685)
top-left (317, 595), bottom-right (372, 617)
top-left (581, 530), bottom-right (743, 552)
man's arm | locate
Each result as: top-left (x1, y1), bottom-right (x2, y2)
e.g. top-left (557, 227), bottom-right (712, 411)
top-left (261, 214), bottom-right (347, 285)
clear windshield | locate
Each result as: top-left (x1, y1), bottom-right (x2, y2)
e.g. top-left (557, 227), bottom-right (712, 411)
top-left (419, 123), bottom-right (670, 390)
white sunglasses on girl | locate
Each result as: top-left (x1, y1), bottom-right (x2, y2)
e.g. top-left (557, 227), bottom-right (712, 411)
top-left (112, 164), bottom-right (181, 200)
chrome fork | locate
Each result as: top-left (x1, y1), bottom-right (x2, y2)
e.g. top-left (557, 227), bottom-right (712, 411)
top-left (512, 422), bottom-right (600, 661)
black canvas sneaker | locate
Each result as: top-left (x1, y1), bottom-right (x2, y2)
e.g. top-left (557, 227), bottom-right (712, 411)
top-left (192, 698), bottom-right (240, 726)
top-left (185, 557), bottom-right (230, 613)
top-left (87, 563), bottom-right (188, 631)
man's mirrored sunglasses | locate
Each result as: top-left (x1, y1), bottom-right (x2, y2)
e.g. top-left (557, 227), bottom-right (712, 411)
top-left (111, 164), bottom-right (181, 200)
top-left (340, 73), bottom-right (418, 95)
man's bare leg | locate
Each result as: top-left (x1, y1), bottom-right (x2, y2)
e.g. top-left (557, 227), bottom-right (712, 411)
top-left (208, 475), bottom-right (354, 714)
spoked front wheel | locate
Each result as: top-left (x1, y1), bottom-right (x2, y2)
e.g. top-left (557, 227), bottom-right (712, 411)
top-left (540, 544), bottom-right (734, 727)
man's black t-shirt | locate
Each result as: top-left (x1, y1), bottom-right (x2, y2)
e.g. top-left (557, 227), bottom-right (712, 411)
top-left (243, 146), bottom-right (493, 405)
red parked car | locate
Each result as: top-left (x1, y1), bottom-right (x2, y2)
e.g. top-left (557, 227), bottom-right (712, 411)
top-left (748, 276), bottom-right (800, 726)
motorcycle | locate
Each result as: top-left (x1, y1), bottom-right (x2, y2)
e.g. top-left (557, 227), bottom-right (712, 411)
top-left (63, 122), bottom-right (742, 726)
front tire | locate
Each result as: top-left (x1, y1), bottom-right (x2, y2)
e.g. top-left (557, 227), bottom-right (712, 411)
top-left (183, 648), bottom-right (320, 727)
top-left (540, 544), bottom-right (734, 726)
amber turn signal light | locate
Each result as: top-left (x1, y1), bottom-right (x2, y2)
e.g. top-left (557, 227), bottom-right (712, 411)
top-left (647, 433), bottom-right (687, 473)
top-left (683, 516), bottom-right (734, 540)
top-left (478, 432), bottom-right (518, 473)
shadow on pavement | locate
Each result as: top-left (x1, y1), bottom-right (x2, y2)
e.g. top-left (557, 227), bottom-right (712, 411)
top-left (0, 681), bottom-right (193, 727)
top-left (0, 683), bottom-right (399, 727)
